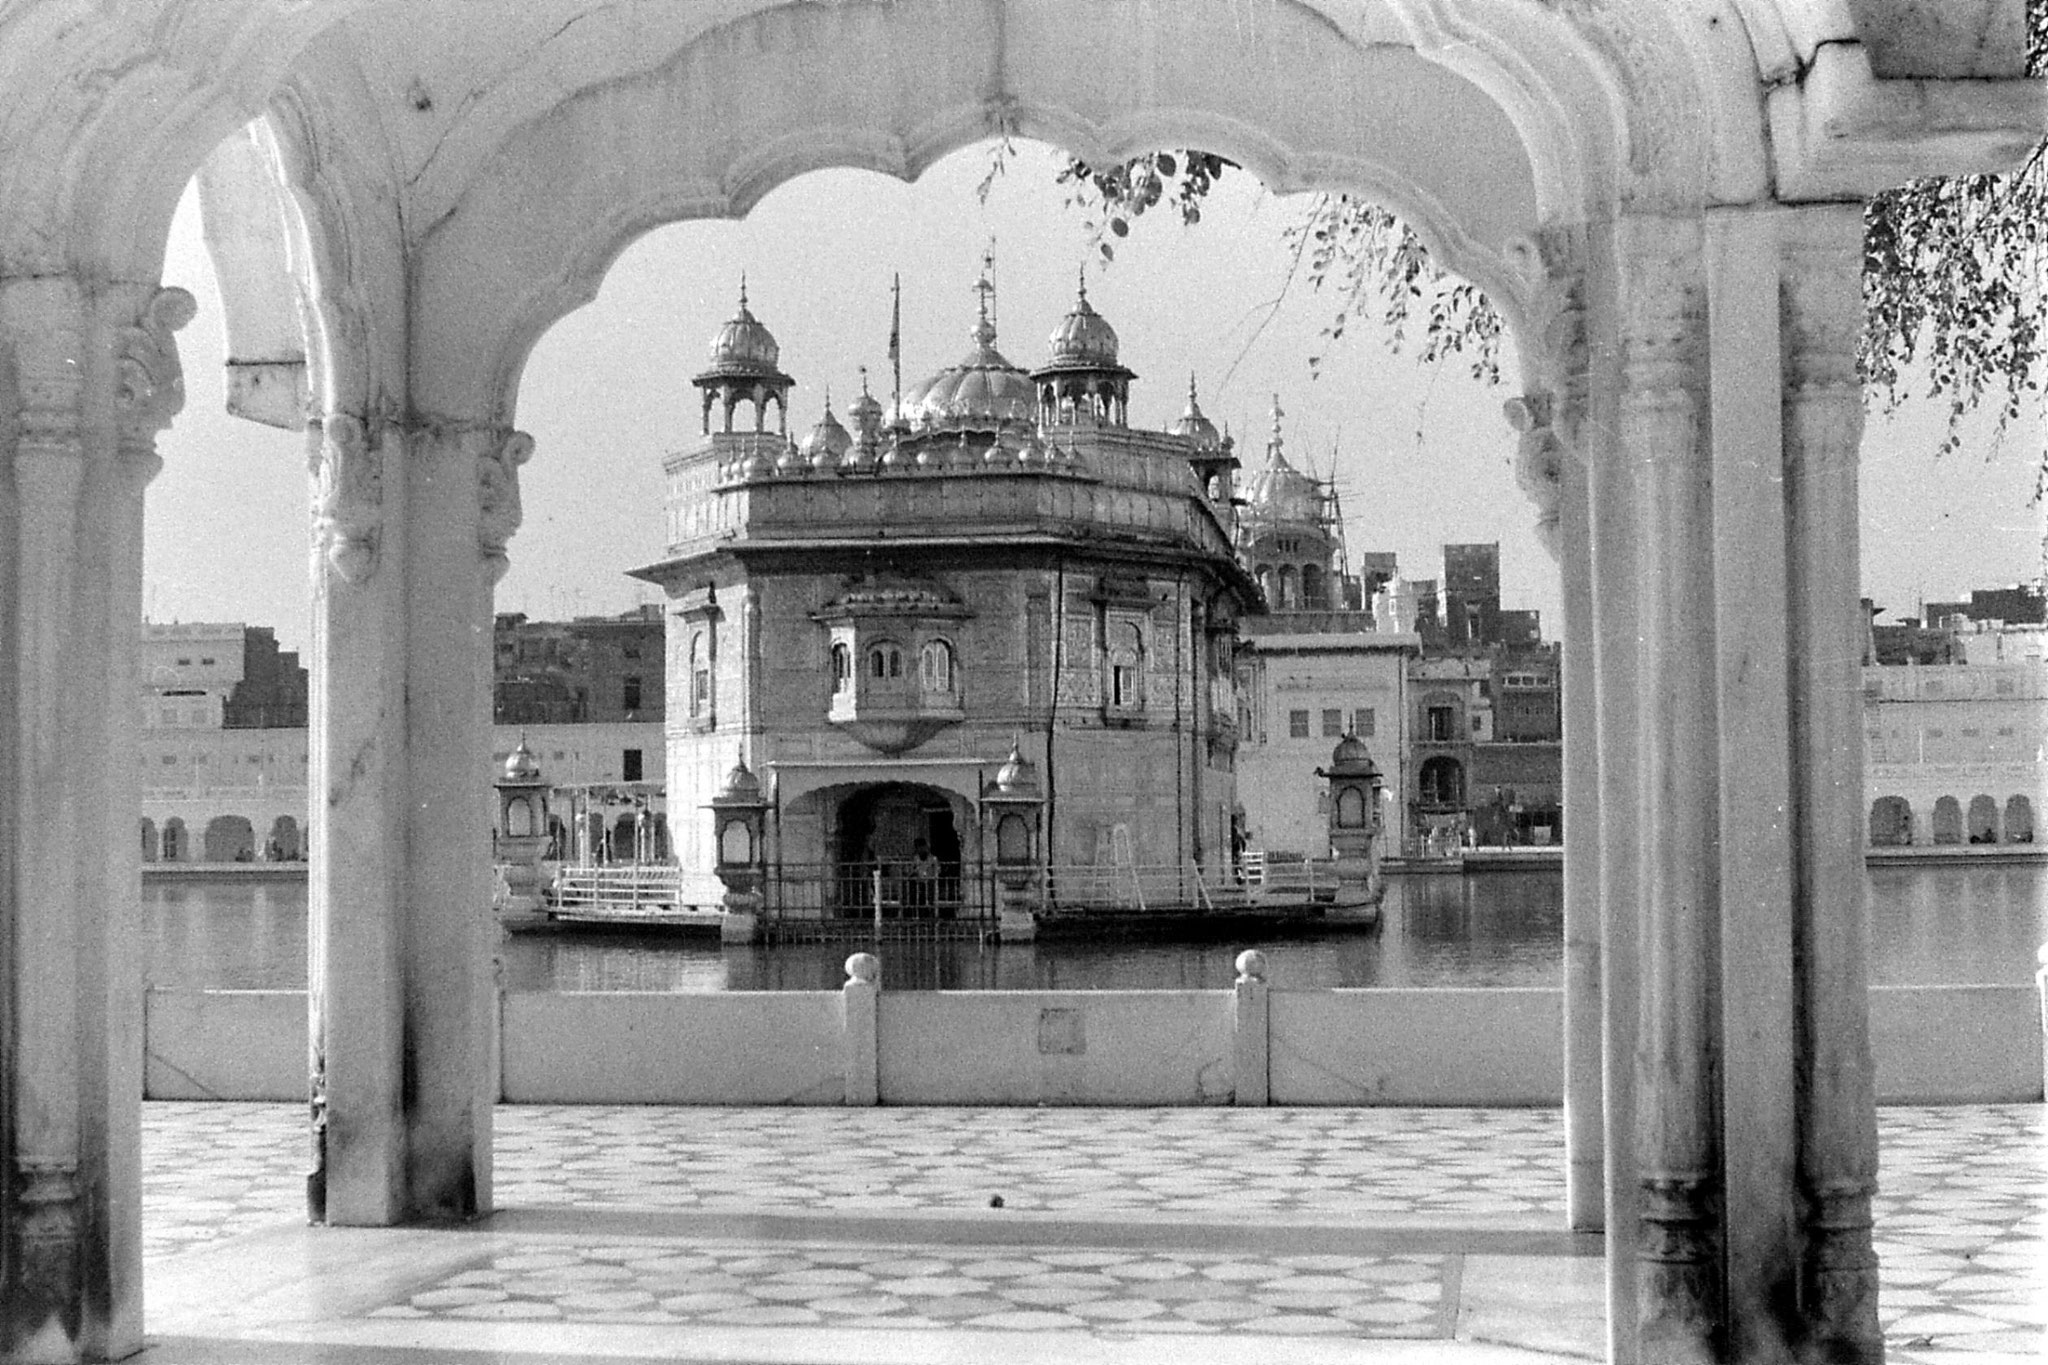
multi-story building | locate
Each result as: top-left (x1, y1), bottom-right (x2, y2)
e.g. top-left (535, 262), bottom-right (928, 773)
top-left (494, 605), bottom-right (664, 729)
top-left (1233, 405), bottom-right (1415, 858)
top-left (141, 617), bottom-right (664, 862)
top-left (632, 272), bottom-right (1252, 904)
top-left (1864, 619), bottom-right (2045, 846)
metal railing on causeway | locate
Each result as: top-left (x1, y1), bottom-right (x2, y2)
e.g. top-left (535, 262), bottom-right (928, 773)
top-left (759, 862), bottom-right (996, 943)
top-left (551, 864), bottom-right (688, 922)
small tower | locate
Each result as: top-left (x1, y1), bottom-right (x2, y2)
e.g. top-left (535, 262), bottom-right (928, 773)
top-left (1032, 270), bottom-right (1135, 427)
top-left (1238, 396), bottom-right (1344, 613)
top-left (492, 739), bottom-right (553, 924)
top-left (1315, 732), bottom-right (1387, 916)
top-left (1173, 373), bottom-right (1236, 502)
top-left (693, 278), bottom-right (795, 436)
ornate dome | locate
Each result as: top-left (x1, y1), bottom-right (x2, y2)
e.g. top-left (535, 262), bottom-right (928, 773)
top-left (717, 755), bottom-right (763, 802)
top-left (899, 267), bottom-right (1036, 431)
top-left (696, 278), bottom-right (783, 380)
top-left (1241, 396), bottom-right (1322, 524)
top-left (501, 739), bottom-right (542, 783)
top-left (1045, 274), bottom-right (1120, 368)
top-left (1327, 732), bottom-right (1378, 776)
top-left (1171, 374), bottom-right (1222, 450)
top-left (800, 397), bottom-right (853, 464)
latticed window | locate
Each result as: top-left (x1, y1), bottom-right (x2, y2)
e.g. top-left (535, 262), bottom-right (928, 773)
top-left (869, 643), bottom-right (904, 680)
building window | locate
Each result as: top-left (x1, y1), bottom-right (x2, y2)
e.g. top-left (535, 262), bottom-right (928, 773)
top-left (689, 633), bottom-right (711, 719)
top-left (831, 643), bottom-right (852, 694)
top-left (1426, 704), bottom-right (1457, 743)
top-left (1353, 707), bottom-right (1375, 736)
top-left (868, 643), bottom-right (904, 679)
top-left (919, 640), bottom-right (955, 693)
top-left (1107, 624), bottom-right (1143, 710)
top-left (622, 748), bottom-right (643, 782)
top-left (1289, 710), bottom-right (1310, 739)
top-left (1321, 708), bottom-right (1343, 738)
top-left (622, 675), bottom-right (642, 712)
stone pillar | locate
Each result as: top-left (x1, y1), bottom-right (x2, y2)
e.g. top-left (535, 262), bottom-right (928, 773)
top-left (1557, 457), bottom-right (1603, 1234)
top-left (1617, 218), bottom-right (1720, 1363)
top-left (1705, 208), bottom-right (1801, 1364)
top-left (1232, 950), bottom-right (1270, 1106)
top-left (309, 416), bottom-right (521, 1225)
top-left (1781, 207), bottom-right (1883, 1363)
top-left (1, 276), bottom-right (189, 1363)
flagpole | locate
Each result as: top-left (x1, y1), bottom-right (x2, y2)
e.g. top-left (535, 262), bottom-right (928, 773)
top-left (889, 272), bottom-right (902, 425)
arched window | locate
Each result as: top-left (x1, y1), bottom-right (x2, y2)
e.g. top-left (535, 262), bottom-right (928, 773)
top-left (689, 632), bottom-right (712, 719)
top-left (1868, 796), bottom-right (1913, 847)
top-left (1108, 624), bottom-right (1143, 710)
top-left (1336, 786), bottom-right (1367, 828)
top-left (1931, 796), bottom-right (1963, 845)
top-left (1277, 565), bottom-right (1299, 610)
top-left (1302, 564), bottom-right (1326, 611)
top-left (868, 642), bottom-right (904, 680)
top-left (1256, 566), bottom-right (1274, 606)
top-left (1967, 794), bottom-right (2000, 844)
top-left (830, 643), bottom-right (852, 694)
top-left (162, 818), bottom-right (185, 862)
top-left (919, 639), bottom-right (954, 693)
top-left (2005, 795), bottom-right (2034, 844)
top-left (141, 818), bottom-right (157, 863)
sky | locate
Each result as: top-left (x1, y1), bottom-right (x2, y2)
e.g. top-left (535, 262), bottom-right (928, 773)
top-left (147, 139), bottom-right (2044, 655)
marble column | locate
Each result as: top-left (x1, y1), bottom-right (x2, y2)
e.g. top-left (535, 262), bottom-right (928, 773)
top-left (1781, 207), bottom-right (1883, 1363)
top-left (309, 414), bottom-right (525, 1225)
top-left (1618, 219), bottom-right (1721, 1364)
top-left (1704, 207), bottom-right (1801, 1364)
top-left (1, 277), bottom-right (190, 1363)
top-left (1557, 455), bottom-right (1603, 1234)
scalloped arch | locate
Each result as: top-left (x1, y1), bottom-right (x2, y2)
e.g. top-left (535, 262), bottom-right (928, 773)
top-left (407, 0), bottom-right (1611, 422)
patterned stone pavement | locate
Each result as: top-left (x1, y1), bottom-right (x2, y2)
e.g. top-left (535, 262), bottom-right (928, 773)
top-left (141, 1102), bottom-right (2045, 1360)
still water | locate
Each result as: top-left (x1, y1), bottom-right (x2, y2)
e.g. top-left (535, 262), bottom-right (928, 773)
top-left (143, 863), bottom-right (2046, 993)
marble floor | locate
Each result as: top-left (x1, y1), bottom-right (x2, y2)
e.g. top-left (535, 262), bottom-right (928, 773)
top-left (139, 1102), bottom-right (2045, 1363)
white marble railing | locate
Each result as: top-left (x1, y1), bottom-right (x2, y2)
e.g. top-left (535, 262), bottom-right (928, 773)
top-left (143, 954), bottom-right (2048, 1107)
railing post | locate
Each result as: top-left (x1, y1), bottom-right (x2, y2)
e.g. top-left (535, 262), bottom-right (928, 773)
top-left (1233, 949), bottom-right (1270, 1106)
top-left (843, 953), bottom-right (880, 1106)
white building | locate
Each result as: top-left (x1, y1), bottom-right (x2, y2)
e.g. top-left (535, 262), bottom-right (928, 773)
top-left (1864, 623), bottom-right (2046, 846)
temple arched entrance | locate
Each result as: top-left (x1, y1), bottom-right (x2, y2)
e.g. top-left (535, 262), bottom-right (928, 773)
top-left (832, 783), bottom-right (967, 919)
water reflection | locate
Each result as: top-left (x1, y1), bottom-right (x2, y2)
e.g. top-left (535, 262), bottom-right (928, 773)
top-left (143, 862), bottom-right (2043, 993)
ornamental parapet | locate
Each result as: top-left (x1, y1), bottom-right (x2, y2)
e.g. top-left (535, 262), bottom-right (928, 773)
top-left (656, 435), bottom-right (1237, 569)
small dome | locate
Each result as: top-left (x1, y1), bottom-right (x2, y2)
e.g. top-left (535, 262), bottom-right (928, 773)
top-left (698, 278), bottom-right (783, 379)
top-left (994, 742), bottom-right (1041, 796)
top-left (717, 755), bottom-right (763, 802)
top-left (800, 398), bottom-right (853, 464)
top-left (1329, 733), bottom-right (1376, 773)
top-left (501, 739), bottom-right (542, 783)
top-left (1046, 274), bottom-right (1119, 368)
top-left (1241, 396), bottom-right (1322, 524)
top-left (1172, 374), bottom-right (1222, 451)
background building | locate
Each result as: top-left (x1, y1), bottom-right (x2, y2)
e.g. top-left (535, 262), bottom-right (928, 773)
top-left (1233, 405), bottom-right (1414, 857)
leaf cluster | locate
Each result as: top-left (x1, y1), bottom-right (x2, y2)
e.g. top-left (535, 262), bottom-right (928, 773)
top-left (1057, 150), bottom-right (1503, 381)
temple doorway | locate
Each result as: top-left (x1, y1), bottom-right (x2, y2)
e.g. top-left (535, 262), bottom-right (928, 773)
top-left (834, 783), bottom-right (964, 918)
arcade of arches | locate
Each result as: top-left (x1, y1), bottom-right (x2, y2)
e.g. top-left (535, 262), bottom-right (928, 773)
top-left (0, 4), bottom-right (2040, 1363)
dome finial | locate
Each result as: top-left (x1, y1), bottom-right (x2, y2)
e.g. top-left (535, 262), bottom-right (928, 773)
top-left (1076, 263), bottom-right (1088, 305)
top-left (1269, 394), bottom-right (1286, 459)
top-left (972, 244), bottom-right (998, 348)
top-left (739, 272), bottom-right (750, 314)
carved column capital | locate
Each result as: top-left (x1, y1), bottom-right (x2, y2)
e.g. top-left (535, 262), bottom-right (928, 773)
top-left (113, 285), bottom-right (198, 482)
top-left (1618, 229), bottom-right (1707, 451)
top-left (309, 412), bottom-right (384, 585)
top-left (1503, 392), bottom-right (1564, 561)
top-left (478, 429), bottom-right (534, 585)
top-left (1780, 214), bottom-right (1865, 478)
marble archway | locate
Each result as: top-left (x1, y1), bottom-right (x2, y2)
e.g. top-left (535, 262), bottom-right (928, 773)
top-left (1, 5), bottom-right (2041, 1364)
